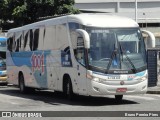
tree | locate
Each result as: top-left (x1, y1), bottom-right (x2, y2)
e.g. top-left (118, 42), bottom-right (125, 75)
top-left (0, 0), bottom-right (80, 30)
top-left (0, 0), bottom-right (12, 30)
top-left (54, 0), bottom-right (80, 15)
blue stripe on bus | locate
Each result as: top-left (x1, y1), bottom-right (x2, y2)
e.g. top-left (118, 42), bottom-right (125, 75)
top-left (136, 71), bottom-right (145, 76)
top-left (10, 50), bottom-right (52, 88)
top-left (0, 38), bottom-right (7, 41)
top-left (9, 49), bottom-right (72, 88)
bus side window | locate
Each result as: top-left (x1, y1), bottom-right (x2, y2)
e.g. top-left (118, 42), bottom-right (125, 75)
top-left (7, 36), bottom-right (14, 52)
top-left (75, 37), bottom-right (86, 66)
top-left (33, 29), bottom-right (39, 51)
top-left (29, 29), bottom-right (39, 51)
top-left (24, 30), bottom-right (29, 51)
top-left (29, 29), bottom-right (34, 51)
top-left (15, 38), bottom-right (20, 52)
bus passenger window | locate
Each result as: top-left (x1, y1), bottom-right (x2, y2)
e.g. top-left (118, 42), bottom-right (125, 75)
top-left (29, 29), bottom-right (34, 51)
top-left (7, 37), bottom-right (13, 52)
top-left (33, 29), bottom-right (39, 50)
top-left (15, 39), bottom-right (20, 52)
top-left (24, 31), bottom-right (29, 51)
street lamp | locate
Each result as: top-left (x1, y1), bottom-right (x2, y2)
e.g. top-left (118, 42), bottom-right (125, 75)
top-left (135, 0), bottom-right (137, 22)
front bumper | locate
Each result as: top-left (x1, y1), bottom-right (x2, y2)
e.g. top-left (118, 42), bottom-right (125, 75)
top-left (0, 76), bottom-right (7, 83)
top-left (88, 80), bottom-right (147, 96)
top-left (0, 70), bottom-right (7, 83)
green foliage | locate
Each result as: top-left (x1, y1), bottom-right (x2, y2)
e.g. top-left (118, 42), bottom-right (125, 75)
top-left (0, 0), bottom-right (80, 29)
top-left (57, 4), bottom-right (80, 14)
top-left (12, 5), bottom-right (27, 17)
top-left (0, 0), bottom-right (10, 20)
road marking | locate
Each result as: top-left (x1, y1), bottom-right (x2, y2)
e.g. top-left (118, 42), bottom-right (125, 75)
top-left (125, 95), bottom-right (157, 101)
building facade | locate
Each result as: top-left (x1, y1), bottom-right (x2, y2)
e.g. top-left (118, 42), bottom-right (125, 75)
top-left (75, 0), bottom-right (160, 24)
top-left (75, 0), bottom-right (160, 47)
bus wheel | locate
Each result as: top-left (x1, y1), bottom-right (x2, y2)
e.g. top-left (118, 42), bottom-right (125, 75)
top-left (64, 78), bottom-right (74, 100)
top-left (19, 74), bottom-right (27, 93)
top-left (115, 95), bottom-right (123, 101)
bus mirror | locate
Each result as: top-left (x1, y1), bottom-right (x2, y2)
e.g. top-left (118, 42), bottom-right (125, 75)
top-left (76, 29), bottom-right (90, 49)
top-left (142, 30), bottom-right (155, 48)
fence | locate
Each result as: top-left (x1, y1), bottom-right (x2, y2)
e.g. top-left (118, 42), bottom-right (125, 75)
top-left (147, 48), bottom-right (160, 87)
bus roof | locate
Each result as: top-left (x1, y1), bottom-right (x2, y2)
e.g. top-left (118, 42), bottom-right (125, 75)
top-left (8, 14), bottom-right (139, 33)
top-left (68, 14), bottom-right (139, 28)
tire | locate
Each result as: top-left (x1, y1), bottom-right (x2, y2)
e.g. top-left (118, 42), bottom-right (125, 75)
top-left (63, 77), bottom-right (74, 100)
top-left (115, 95), bottom-right (123, 101)
top-left (19, 74), bottom-right (27, 93)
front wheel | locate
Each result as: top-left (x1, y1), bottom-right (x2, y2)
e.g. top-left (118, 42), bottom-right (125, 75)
top-left (63, 78), bottom-right (74, 100)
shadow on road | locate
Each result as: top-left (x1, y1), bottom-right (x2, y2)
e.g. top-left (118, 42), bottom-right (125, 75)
top-left (0, 85), bottom-right (138, 106)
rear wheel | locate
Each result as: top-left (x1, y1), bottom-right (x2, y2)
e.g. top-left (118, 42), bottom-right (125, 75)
top-left (19, 74), bottom-right (27, 93)
top-left (63, 77), bottom-right (74, 100)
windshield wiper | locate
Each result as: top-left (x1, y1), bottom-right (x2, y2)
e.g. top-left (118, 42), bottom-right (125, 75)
top-left (106, 49), bottom-right (117, 72)
top-left (106, 33), bottom-right (119, 72)
top-left (106, 33), bottom-right (137, 73)
top-left (107, 33), bottom-right (137, 73)
top-left (119, 43), bottom-right (137, 73)
top-left (112, 32), bottom-right (137, 73)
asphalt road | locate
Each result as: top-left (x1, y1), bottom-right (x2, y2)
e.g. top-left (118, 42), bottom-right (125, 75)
top-left (0, 85), bottom-right (160, 120)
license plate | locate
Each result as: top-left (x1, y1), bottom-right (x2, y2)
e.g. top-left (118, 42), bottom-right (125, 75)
top-left (108, 76), bottom-right (120, 79)
top-left (116, 88), bottom-right (127, 92)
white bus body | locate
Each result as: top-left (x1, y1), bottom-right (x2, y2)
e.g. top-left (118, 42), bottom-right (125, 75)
top-left (7, 14), bottom-right (148, 100)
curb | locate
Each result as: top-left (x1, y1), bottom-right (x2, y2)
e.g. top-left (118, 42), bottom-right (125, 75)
top-left (147, 91), bottom-right (160, 94)
top-left (147, 86), bottom-right (160, 94)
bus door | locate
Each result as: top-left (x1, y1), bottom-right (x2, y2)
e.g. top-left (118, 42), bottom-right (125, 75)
top-left (75, 35), bottom-right (88, 95)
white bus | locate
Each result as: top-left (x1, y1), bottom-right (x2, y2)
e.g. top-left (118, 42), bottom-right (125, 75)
top-left (7, 14), bottom-right (149, 101)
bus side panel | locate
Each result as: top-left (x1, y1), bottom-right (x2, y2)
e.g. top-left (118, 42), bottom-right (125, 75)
top-left (6, 52), bottom-right (19, 85)
top-left (45, 50), bottom-right (61, 90)
top-left (43, 23), bottom-right (78, 93)
top-left (7, 50), bottom-right (49, 89)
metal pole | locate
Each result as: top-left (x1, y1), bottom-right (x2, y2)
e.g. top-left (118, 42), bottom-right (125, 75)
top-left (135, 0), bottom-right (137, 22)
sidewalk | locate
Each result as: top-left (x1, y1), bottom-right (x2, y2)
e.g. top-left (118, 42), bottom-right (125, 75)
top-left (147, 81), bottom-right (160, 94)
top-left (147, 86), bottom-right (160, 94)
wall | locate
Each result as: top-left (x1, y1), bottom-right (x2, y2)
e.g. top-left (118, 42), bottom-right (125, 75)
top-left (75, 0), bottom-right (160, 23)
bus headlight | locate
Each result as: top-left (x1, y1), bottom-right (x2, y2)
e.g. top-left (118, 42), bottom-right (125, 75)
top-left (87, 70), bottom-right (94, 80)
top-left (87, 74), bottom-right (106, 83)
top-left (86, 73), bottom-right (94, 80)
top-left (140, 75), bottom-right (148, 81)
top-left (87, 73), bottom-right (100, 82)
top-left (93, 77), bottom-right (100, 82)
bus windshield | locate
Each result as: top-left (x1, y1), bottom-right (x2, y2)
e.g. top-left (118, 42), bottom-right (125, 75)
top-left (86, 27), bottom-right (147, 74)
